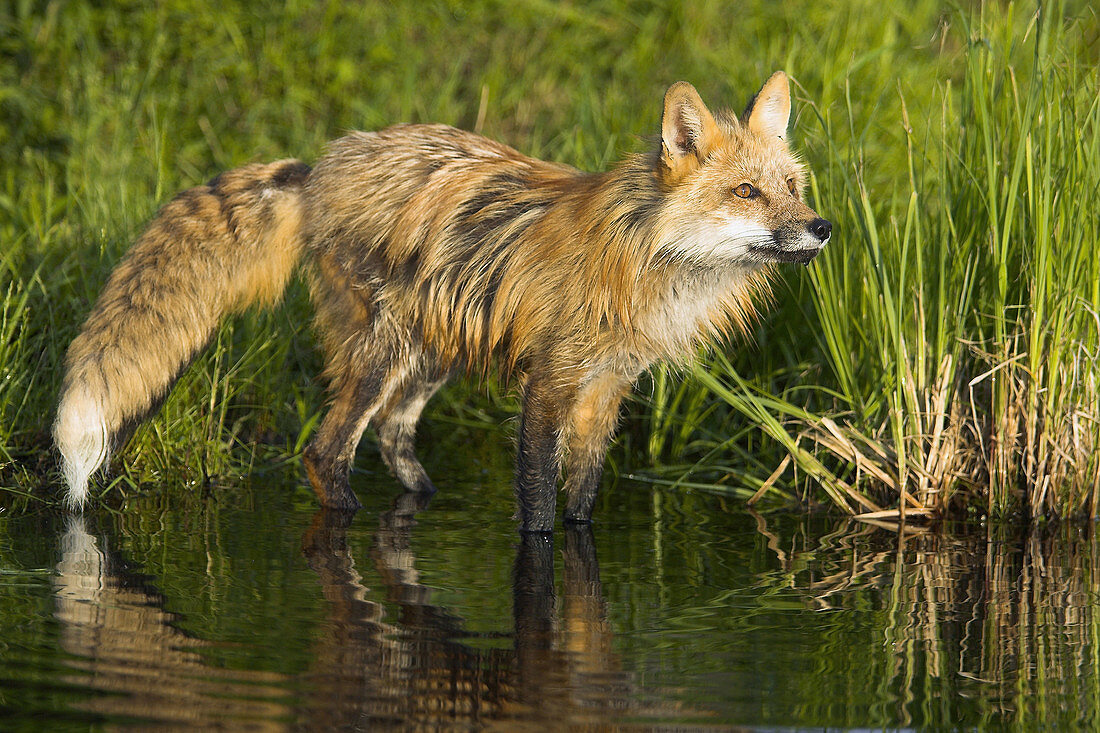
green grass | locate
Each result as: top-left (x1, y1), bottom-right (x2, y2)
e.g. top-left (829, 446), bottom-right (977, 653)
top-left (2, 0), bottom-right (1098, 517)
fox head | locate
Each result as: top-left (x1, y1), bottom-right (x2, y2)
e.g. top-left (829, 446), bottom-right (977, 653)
top-left (654, 72), bottom-right (831, 266)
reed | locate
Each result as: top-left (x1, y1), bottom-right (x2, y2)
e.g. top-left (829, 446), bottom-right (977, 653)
top-left (649, 1), bottom-right (1100, 519)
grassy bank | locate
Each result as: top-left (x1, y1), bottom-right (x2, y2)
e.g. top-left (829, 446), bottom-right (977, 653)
top-left (2, 1), bottom-right (1097, 517)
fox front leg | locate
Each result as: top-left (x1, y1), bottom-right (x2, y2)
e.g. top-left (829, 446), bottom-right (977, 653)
top-left (514, 375), bottom-right (576, 533)
top-left (562, 372), bottom-right (633, 524)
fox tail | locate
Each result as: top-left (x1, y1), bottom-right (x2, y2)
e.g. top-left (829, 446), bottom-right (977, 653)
top-left (54, 159), bottom-right (312, 508)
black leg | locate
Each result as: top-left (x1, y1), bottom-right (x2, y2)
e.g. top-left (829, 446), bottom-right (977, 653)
top-left (514, 377), bottom-right (572, 533)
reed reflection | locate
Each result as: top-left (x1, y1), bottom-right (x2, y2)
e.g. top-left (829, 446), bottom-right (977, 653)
top-left (749, 511), bottom-right (1100, 729)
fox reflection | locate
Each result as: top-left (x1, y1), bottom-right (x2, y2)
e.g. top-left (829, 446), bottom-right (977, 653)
top-left (53, 495), bottom-right (652, 728)
top-left (299, 496), bottom-right (639, 727)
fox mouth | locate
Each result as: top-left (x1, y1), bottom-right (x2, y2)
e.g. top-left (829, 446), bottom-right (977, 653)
top-left (744, 219), bottom-right (832, 264)
top-left (750, 222), bottom-right (831, 264)
top-left (749, 243), bottom-right (824, 264)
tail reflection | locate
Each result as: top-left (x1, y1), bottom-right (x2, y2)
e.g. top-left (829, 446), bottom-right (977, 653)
top-left (53, 516), bottom-right (291, 729)
top-left (300, 492), bottom-right (635, 727)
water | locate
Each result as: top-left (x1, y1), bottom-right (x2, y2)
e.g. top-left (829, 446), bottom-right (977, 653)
top-left (2, 430), bottom-right (1099, 729)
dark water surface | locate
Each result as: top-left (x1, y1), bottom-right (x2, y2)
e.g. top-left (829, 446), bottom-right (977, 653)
top-left (2, 433), bottom-right (1098, 729)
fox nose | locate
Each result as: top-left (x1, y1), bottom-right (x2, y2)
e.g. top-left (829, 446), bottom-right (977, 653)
top-left (808, 218), bottom-right (832, 243)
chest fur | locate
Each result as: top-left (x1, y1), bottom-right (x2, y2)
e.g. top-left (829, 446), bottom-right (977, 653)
top-left (636, 266), bottom-right (761, 363)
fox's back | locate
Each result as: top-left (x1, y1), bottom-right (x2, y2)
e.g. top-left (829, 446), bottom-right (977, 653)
top-left (303, 124), bottom-right (620, 370)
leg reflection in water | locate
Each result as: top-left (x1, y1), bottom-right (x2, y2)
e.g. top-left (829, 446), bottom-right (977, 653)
top-left (513, 527), bottom-right (630, 718)
top-left (299, 491), bottom-right (641, 728)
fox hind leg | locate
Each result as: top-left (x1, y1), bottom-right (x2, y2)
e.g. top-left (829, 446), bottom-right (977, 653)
top-left (303, 331), bottom-right (417, 509)
top-left (376, 376), bottom-right (446, 494)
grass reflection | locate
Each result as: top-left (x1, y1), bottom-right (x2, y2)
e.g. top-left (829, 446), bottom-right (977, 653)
top-left (748, 512), bottom-right (1100, 728)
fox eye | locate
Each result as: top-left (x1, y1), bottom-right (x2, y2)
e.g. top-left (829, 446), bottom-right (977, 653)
top-left (786, 177), bottom-right (798, 196)
top-left (733, 183), bottom-right (757, 199)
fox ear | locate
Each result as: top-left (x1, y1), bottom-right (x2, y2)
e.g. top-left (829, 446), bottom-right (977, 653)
top-left (661, 82), bottom-right (720, 172)
top-left (745, 71), bottom-right (791, 140)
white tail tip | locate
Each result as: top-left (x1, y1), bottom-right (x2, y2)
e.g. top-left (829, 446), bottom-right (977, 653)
top-left (54, 389), bottom-right (109, 510)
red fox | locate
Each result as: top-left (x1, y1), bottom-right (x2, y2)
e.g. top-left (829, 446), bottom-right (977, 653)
top-left (54, 72), bottom-right (831, 531)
